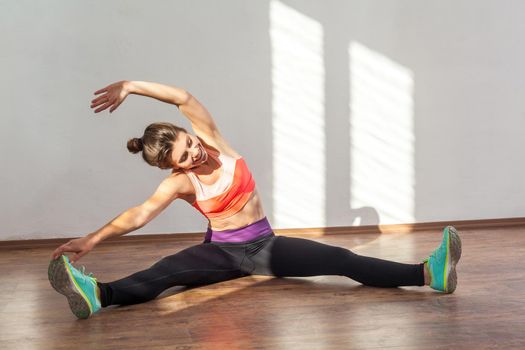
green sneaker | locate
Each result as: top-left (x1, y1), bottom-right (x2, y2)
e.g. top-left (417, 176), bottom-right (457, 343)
top-left (48, 255), bottom-right (101, 319)
top-left (423, 226), bottom-right (462, 293)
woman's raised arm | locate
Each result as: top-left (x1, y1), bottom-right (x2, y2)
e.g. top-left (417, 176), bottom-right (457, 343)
top-left (91, 81), bottom-right (220, 137)
top-left (92, 80), bottom-right (188, 113)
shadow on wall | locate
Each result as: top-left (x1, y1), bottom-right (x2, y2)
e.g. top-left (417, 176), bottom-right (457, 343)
top-left (348, 206), bottom-right (381, 227)
top-left (269, 0), bottom-right (415, 234)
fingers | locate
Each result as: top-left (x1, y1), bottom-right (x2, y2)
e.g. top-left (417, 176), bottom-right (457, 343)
top-left (51, 241), bottom-right (74, 260)
top-left (71, 251), bottom-right (87, 264)
top-left (91, 85), bottom-right (113, 113)
top-left (91, 94), bottom-right (108, 106)
top-left (91, 98), bottom-right (110, 110)
top-left (93, 101), bottom-right (114, 113)
top-left (109, 99), bottom-right (123, 113)
top-left (90, 99), bottom-right (108, 110)
top-left (94, 87), bottom-right (108, 95)
top-left (52, 248), bottom-right (65, 260)
top-left (52, 244), bottom-right (65, 258)
top-left (91, 83), bottom-right (127, 113)
top-left (91, 93), bottom-right (119, 113)
top-left (51, 249), bottom-right (63, 260)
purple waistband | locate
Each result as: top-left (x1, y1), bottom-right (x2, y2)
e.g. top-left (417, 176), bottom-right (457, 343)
top-left (205, 217), bottom-right (273, 243)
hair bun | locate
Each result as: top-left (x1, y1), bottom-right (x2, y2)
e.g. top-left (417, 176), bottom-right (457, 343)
top-left (127, 137), bottom-right (144, 154)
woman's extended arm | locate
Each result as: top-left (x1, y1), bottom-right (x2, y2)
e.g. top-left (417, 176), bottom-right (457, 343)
top-left (51, 174), bottom-right (183, 263)
top-left (91, 81), bottom-right (219, 137)
top-left (88, 207), bottom-right (145, 244)
top-left (50, 206), bottom-right (144, 263)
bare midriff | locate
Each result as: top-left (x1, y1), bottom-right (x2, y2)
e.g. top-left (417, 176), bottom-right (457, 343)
top-left (207, 187), bottom-right (266, 231)
top-left (178, 173), bottom-right (266, 231)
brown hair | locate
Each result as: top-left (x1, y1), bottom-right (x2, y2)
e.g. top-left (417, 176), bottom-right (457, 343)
top-left (127, 122), bottom-right (187, 170)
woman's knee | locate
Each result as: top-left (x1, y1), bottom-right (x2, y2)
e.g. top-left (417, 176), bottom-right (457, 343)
top-left (325, 246), bottom-right (359, 274)
top-left (267, 237), bottom-right (357, 276)
top-left (147, 260), bottom-right (167, 274)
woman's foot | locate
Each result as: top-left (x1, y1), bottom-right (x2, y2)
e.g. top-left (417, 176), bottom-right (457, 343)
top-left (48, 255), bottom-right (101, 319)
top-left (423, 226), bottom-right (462, 293)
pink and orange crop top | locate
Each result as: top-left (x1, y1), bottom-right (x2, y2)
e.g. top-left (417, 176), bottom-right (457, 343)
top-left (183, 152), bottom-right (256, 220)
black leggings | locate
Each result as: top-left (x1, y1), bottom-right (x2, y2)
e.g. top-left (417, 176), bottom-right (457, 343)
top-left (97, 233), bottom-right (425, 307)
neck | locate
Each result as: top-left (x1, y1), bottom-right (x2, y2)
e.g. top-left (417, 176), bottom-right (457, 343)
top-left (191, 151), bottom-right (221, 175)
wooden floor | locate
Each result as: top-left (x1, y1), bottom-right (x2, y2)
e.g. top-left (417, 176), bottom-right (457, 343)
top-left (1, 226), bottom-right (524, 349)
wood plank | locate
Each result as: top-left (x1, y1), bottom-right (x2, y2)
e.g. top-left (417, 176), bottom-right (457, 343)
top-left (0, 226), bottom-right (523, 349)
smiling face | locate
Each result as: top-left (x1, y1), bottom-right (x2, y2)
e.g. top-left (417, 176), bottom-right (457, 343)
top-left (170, 131), bottom-right (208, 170)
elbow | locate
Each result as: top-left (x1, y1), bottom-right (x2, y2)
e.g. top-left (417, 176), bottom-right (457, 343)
top-left (131, 206), bottom-right (148, 229)
top-left (134, 217), bottom-right (147, 230)
top-left (174, 90), bottom-right (192, 107)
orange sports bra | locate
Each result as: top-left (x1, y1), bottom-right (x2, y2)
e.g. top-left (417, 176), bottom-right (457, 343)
top-left (183, 153), bottom-right (256, 220)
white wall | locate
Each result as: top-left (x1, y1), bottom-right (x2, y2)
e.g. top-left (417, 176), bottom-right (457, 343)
top-left (1, 0), bottom-right (523, 240)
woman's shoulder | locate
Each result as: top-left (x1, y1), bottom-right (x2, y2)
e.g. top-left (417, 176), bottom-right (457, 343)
top-left (166, 170), bottom-right (196, 196)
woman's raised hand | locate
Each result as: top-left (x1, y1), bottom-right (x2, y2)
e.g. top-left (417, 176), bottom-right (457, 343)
top-left (91, 80), bottom-right (132, 113)
top-left (51, 235), bottom-right (97, 264)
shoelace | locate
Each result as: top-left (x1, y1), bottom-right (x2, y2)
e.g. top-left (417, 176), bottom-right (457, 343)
top-left (429, 238), bottom-right (447, 268)
top-left (79, 265), bottom-right (94, 277)
top-left (64, 256), bottom-right (97, 282)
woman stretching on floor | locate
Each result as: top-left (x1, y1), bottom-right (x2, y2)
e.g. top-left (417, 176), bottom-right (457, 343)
top-left (48, 80), bottom-right (462, 319)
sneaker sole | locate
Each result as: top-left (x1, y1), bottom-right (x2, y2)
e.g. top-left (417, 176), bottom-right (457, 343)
top-left (445, 226), bottom-right (462, 293)
top-left (48, 257), bottom-right (92, 319)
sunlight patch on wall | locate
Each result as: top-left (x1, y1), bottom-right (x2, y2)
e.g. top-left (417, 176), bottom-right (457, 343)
top-left (349, 41), bottom-right (415, 224)
top-left (270, 0), bottom-right (325, 228)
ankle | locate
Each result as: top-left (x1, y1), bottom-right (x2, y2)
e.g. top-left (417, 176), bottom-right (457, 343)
top-left (424, 262), bottom-right (431, 286)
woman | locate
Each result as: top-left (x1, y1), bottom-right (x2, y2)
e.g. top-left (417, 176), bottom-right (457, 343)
top-left (48, 80), bottom-right (462, 319)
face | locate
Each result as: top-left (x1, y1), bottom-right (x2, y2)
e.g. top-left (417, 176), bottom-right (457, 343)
top-left (170, 132), bottom-right (208, 170)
